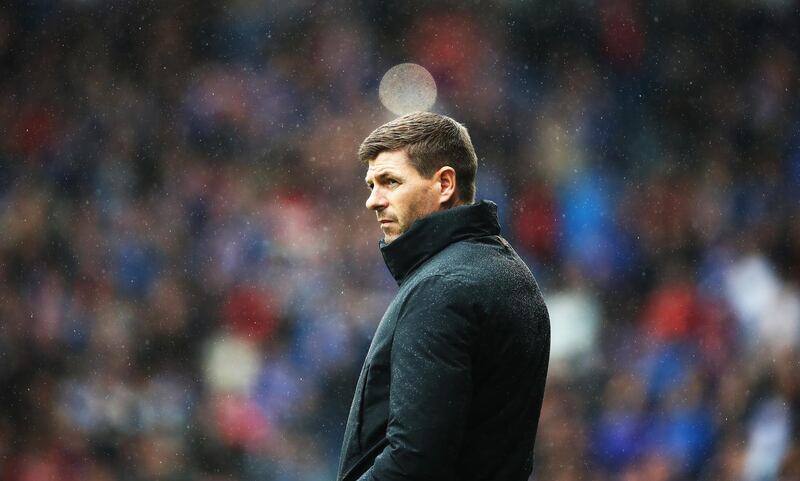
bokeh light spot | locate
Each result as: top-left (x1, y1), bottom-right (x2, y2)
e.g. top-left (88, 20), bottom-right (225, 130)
top-left (378, 63), bottom-right (437, 115)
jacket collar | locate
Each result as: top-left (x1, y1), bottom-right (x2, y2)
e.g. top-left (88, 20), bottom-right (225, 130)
top-left (379, 200), bottom-right (500, 285)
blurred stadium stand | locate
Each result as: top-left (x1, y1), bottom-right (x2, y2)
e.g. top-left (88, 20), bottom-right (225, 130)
top-left (0, 1), bottom-right (799, 480)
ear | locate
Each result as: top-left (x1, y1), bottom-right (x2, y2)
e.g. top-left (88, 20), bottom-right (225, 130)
top-left (435, 166), bottom-right (458, 206)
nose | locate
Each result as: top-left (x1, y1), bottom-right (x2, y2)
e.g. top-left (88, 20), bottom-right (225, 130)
top-left (366, 186), bottom-right (387, 211)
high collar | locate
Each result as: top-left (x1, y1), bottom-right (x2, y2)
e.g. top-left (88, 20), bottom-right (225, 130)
top-left (379, 200), bottom-right (501, 285)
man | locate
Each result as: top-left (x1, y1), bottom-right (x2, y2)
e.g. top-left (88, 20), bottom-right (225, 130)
top-left (337, 111), bottom-right (550, 481)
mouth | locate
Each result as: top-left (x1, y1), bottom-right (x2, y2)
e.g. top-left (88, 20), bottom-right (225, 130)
top-left (378, 219), bottom-right (394, 224)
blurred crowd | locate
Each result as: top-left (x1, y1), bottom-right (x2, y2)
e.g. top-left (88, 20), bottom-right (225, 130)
top-left (1, 1), bottom-right (799, 480)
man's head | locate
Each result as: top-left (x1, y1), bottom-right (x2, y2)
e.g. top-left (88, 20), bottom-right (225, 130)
top-left (360, 111), bottom-right (478, 244)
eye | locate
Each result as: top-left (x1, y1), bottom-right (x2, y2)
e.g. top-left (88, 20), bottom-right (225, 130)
top-left (387, 178), bottom-right (399, 186)
top-left (366, 183), bottom-right (374, 191)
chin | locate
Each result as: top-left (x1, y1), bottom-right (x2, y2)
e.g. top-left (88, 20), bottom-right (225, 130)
top-left (382, 229), bottom-right (403, 244)
top-left (381, 218), bottom-right (410, 243)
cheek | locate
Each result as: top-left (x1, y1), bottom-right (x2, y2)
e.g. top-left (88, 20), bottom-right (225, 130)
top-left (398, 190), bottom-right (434, 228)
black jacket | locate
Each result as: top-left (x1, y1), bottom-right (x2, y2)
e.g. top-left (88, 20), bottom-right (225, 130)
top-left (337, 200), bottom-right (550, 481)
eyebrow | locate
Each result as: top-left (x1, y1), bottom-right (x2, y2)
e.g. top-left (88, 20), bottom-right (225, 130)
top-left (364, 170), bottom-right (400, 185)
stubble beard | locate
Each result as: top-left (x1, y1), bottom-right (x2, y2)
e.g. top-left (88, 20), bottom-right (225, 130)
top-left (382, 195), bottom-right (433, 244)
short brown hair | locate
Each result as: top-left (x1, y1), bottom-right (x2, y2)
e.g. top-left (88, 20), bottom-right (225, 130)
top-left (358, 111), bottom-right (478, 204)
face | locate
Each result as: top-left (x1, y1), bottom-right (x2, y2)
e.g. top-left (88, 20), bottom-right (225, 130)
top-left (364, 150), bottom-right (442, 244)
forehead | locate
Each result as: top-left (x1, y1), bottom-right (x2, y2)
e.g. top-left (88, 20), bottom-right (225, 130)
top-left (364, 149), bottom-right (418, 180)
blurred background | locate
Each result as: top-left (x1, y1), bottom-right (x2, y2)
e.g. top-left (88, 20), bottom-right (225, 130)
top-left (1, 1), bottom-right (799, 480)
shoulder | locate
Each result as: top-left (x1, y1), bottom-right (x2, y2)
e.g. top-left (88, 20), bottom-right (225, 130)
top-left (412, 236), bottom-right (543, 316)
top-left (425, 235), bottom-right (534, 286)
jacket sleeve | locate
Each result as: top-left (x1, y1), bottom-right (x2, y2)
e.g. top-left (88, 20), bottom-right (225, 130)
top-left (356, 275), bottom-right (476, 481)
